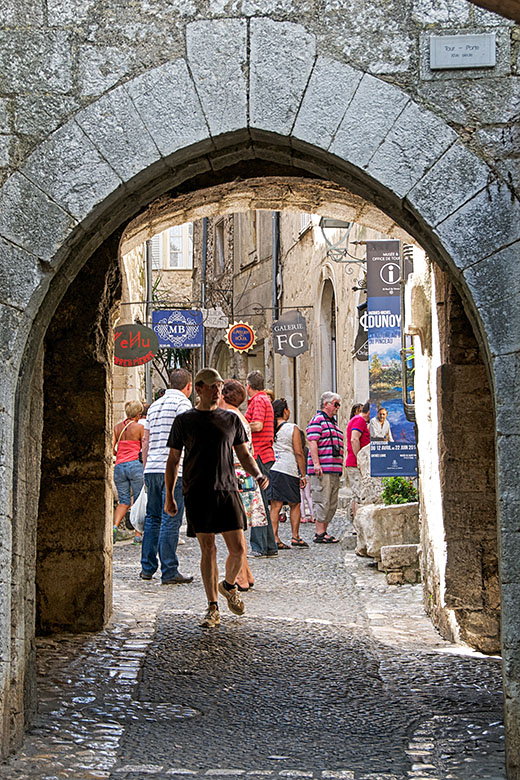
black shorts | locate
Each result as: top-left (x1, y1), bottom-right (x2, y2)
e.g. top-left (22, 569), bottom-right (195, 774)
top-left (184, 490), bottom-right (247, 537)
top-left (268, 470), bottom-right (301, 504)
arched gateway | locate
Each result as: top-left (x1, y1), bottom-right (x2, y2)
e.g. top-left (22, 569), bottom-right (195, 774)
top-left (0, 14), bottom-right (518, 777)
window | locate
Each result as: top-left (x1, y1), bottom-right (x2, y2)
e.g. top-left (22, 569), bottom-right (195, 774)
top-left (151, 234), bottom-right (161, 270)
top-left (167, 223), bottom-right (193, 269)
top-left (299, 212), bottom-right (312, 235)
top-left (215, 220), bottom-right (225, 275)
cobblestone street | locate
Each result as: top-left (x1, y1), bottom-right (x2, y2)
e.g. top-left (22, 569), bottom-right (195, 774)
top-left (0, 517), bottom-right (505, 780)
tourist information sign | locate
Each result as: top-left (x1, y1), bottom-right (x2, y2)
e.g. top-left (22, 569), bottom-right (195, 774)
top-left (366, 240), bottom-right (417, 478)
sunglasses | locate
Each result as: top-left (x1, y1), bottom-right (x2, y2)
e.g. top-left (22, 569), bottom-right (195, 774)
top-left (332, 402), bottom-right (341, 408)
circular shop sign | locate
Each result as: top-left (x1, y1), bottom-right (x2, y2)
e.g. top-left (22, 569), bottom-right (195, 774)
top-left (226, 321), bottom-right (256, 353)
top-left (114, 324), bottom-right (159, 367)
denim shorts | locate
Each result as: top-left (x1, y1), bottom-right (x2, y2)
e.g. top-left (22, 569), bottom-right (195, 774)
top-left (114, 459), bottom-right (144, 506)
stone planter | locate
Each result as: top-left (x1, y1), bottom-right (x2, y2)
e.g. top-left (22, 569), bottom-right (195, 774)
top-left (354, 501), bottom-right (420, 560)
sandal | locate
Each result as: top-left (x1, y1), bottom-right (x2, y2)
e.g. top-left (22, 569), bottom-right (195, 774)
top-left (277, 541), bottom-right (290, 550)
top-left (313, 533), bottom-right (326, 543)
top-left (291, 537), bottom-right (309, 548)
top-left (322, 534), bottom-right (340, 544)
top-left (237, 584), bottom-right (249, 592)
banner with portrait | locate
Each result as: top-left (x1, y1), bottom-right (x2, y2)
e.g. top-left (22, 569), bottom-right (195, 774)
top-left (366, 240), bottom-right (417, 478)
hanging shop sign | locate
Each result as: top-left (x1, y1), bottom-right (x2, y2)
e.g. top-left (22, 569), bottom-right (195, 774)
top-left (113, 324), bottom-right (159, 367)
top-left (354, 301), bottom-right (368, 362)
top-left (226, 321), bottom-right (256, 353)
top-left (152, 309), bottom-right (203, 348)
top-left (272, 310), bottom-right (308, 357)
top-left (201, 306), bottom-right (230, 329)
top-left (366, 240), bottom-right (417, 478)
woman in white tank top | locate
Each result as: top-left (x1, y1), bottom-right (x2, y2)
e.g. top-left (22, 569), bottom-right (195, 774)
top-left (269, 398), bottom-right (309, 549)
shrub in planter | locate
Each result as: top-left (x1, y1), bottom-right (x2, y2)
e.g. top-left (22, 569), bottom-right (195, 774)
top-left (381, 476), bottom-right (418, 505)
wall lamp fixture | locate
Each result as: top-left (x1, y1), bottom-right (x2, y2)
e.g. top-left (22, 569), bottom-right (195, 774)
top-left (319, 218), bottom-right (365, 265)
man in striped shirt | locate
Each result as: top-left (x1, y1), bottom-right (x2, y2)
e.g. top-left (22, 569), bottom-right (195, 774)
top-left (140, 368), bottom-right (194, 584)
top-left (306, 391), bottom-right (344, 544)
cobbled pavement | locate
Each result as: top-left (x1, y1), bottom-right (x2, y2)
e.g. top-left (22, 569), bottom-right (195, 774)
top-left (0, 517), bottom-right (505, 780)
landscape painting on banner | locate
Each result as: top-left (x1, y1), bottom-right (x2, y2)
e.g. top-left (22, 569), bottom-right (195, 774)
top-left (366, 240), bottom-right (417, 478)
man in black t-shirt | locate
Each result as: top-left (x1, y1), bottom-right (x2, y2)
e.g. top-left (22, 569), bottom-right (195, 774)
top-left (165, 367), bottom-right (269, 629)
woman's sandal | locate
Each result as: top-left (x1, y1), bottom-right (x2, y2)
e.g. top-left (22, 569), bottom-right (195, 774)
top-left (291, 537), bottom-right (309, 548)
top-left (277, 541), bottom-right (290, 550)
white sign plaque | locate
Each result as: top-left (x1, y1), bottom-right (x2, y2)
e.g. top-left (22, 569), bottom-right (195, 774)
top-left (430, 33), bottom-right (496, 70)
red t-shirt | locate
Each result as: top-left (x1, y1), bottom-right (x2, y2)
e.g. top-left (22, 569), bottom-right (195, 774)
top-left (346, 414), bottom-right (370, 467)
top-left (245, 391), bottom-right (275, 462)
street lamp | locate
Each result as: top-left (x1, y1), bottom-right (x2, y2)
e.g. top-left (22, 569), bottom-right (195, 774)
top-left (319, 217), bottom-right (360, 263)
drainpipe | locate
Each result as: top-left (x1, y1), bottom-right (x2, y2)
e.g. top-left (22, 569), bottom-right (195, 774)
top-left (272, 211), bottom-right (280, 320)
top-left (201, 217), bottom-right (208, 369)
top-left (145, 239), bottom-right (153, 403)
top-left (272, 211), bottom-right (280, 390)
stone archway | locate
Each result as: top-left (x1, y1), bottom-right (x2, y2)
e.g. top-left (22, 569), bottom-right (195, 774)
top-left (0, 20), bottom-right (519, 774)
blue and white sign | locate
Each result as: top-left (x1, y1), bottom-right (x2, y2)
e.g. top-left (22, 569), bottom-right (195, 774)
top-left (366, 240), bottom-right (417, 478)
top-left (152, 309), bottom-right (203, 348)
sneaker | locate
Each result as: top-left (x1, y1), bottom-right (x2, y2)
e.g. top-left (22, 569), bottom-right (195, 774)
top-left (139, 570), bottom-right (153, 580)
top-left (218, 581), bottom-right (245, 615)
top-left (200, 606), bottom-right (221, 628)
top-left (113, 526), bottom-right (118, 544)
top-left (250, 551), bottom-right (266, 558)
top-left (132, 536), bottom-right (142, 545)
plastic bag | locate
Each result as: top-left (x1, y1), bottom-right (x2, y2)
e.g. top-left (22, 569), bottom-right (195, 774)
top-left (130, 485), bottom-right (147, 533)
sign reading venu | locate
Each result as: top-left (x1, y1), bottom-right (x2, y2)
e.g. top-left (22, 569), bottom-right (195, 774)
top-left (114, 325), bottom-right (159, 366)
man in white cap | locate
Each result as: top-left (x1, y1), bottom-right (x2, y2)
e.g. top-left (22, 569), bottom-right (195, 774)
top-left (165, 367), bottom-right (269, 628)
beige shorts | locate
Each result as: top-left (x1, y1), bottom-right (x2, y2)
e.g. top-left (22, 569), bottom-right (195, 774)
top-left (346, 466), bottom-right (362, 503)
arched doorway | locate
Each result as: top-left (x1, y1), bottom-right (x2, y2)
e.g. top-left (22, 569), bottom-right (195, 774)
top-left (0, 38), bottom-right (517, 771)
top-left (318, 277), bottom-right (337, 396)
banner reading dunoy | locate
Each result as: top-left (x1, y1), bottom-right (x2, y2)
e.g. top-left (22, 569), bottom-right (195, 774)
top-left (366, 240), bottom-right (417, 478)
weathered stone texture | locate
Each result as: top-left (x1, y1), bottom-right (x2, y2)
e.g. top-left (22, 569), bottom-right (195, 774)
top-left (366, 102), bottom-right (458, 198)
top-left (0, 30), bottom-right (73, 94)
top-left (0, 173), bottom-right (78, 264)
top-left (329, 75), bottom-right (409, 170)
top-left (434, 180), bottom-right (520, 273)
top-left (78, 45), bottom-right (136, 97)
top-left (293, 57), bottom-right (362, 150)
top-left (124, 61), bottom-right (209, 160)
top-left (354, 502), bottom-right (420, 560)
top-left (187, 19), bottom-right (248, 137)
top-left (407, 142), bottom-right (492, 227)
top-left (75, 86), bottom-right (162, 182)
top-left (464, 242), bottom-right (520, 357)
top-left (250, 19), bottom-right (316, 136)
top-left (22, 122), bottom-right (123, 221)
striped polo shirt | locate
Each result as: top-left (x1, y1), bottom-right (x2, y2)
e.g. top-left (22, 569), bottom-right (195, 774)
top-left (306, 410), bottom-right (344, 475)
top-left (245, 390), bottom-right (275, 463)
top-left (144, 389), bottom-right (192, 474)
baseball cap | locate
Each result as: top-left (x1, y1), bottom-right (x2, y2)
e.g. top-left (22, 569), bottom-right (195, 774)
top-left (194, 367), bottom-right (224, 385)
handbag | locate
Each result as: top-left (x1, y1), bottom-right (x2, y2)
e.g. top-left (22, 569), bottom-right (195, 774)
top-left (238, 473), bottom-right (257, 492)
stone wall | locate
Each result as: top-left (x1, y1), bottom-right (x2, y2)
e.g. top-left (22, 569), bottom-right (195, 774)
top-left (37, 236), bottom-right (121, 635)
top-left (0, 2), bottom-right (519, 772)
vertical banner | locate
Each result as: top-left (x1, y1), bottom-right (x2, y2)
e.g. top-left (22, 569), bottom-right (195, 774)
top-left (366, 240), bottom-right (417, 478)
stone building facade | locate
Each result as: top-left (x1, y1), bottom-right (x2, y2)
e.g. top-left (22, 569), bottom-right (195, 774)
top-left (0, 2), bottom-right (519, 776)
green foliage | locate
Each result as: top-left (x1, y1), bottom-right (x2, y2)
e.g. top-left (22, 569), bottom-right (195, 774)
top-left (381, 476), bottom-right (418, 505)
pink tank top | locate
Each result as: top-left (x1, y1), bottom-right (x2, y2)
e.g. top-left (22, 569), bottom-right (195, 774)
top-left (115, 420), bottom-right (142, 465)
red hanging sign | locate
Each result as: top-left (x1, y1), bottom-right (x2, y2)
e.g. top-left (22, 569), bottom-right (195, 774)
top-left (113, 324), bottom-right (159, 367)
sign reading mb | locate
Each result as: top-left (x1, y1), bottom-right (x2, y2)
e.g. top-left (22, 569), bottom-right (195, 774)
top-left (152, 310), bottom-right (203, 349)
top-left (272, 311), bottom-right (308, 358)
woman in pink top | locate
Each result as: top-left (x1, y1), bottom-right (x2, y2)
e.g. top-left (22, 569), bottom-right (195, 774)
top-left (113, 400), bottom-right (144, 543)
